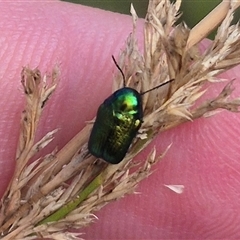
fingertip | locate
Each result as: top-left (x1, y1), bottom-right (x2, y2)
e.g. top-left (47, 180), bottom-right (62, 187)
top-left (0, 2), bottom-right (145, 195)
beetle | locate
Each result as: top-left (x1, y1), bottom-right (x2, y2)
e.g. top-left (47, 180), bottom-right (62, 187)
top-left (88, 56), bottom-right (173, 164)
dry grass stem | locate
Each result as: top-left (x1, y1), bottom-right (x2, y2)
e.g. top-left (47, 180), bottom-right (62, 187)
top-left (187, 0), bottom-right (240, 49)
top-left (1, 0), bottom-right (240, 239)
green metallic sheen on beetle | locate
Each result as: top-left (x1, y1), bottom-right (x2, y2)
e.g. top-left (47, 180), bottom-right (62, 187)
top-left (88, 87), bottom-right (143, 164)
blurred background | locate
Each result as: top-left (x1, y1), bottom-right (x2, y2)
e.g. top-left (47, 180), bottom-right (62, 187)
top-left (62, 0), bottom-right (240, 39)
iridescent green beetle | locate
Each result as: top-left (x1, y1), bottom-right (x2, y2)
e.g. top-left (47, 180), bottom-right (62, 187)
top-left (88, 56), bottom-right (173, 164)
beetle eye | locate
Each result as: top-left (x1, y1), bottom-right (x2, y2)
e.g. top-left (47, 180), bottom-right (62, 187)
top-left (120, 103), bottom-right (127, 111)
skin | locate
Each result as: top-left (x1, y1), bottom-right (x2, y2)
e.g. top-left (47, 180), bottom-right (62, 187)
top-left (0, 1), bottom-right (240, 239)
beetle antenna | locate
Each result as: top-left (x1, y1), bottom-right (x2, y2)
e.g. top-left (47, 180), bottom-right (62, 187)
top-left (112, 55), bottom-right (126, 87)
top-left (141, 79), bottom-right (174, 95)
